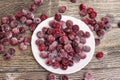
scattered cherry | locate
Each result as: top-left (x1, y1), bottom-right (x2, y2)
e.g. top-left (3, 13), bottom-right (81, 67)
top-left (60, 75), bottom-right (69, 80)
top-left (47, 73), bottom-right (56, 80)
top-left (96, 52), bottom-right (104, 59)
top-left (59, 6), bottom-right (67, 13)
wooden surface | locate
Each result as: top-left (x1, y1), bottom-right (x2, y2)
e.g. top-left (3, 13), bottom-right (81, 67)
top-left (0, 0), bottom-right (120, 80)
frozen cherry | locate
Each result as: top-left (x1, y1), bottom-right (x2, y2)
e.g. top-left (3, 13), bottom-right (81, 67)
top-left (77, 30), bottom-right (84, 37)
top-left (75, 46), bottom-right (82, 53)
top-left (47, 35), bottom-right (55, 43)
top-left (37, 31), bottom-right (44, 38)
top-left (98, 21), bottom-right (105, 29)
top-left (55, 56), bottom-right (62, 62)
top-left (9, 15), bottom-right (16, 21)
top-left (20, 16), bottom-right (27, 24)
top-left (46, 58), bottom-right (53, 66)
top-left (89, 11), bottom-right (97, 19)
top-left (68, 60), bottom-right (74, 67)
top-left (53, 22), bottom-right (61, 29)
top-left (10, 37), bottom-right (18, 46)
top-left (59, 6), bottom-right (67, 13)
top-left (60, 49), bottom-right (67, 57)
top-left (40, 14), bottom-right (47, 21)
top-left (24, 37), bottom-right (31, 45)
top-left (19, 26), bottom-right (26, 34)
top-left (87, 7), bottom-right (94, 14)
top-left (80, 37), bottom-right (86, 44)
top-left (26, 19), bottom-right (33, 26)
top-left (47, 28), bottom-right (54, 34)
top-left (64, 28), bottom-right (72, 33)
top-left (35, 39), bottom-right (44, 46)
top-left (49, 41), bottom-right (58, 51)
top-left (60, 75), bottom-right (69, 80)
top-left (64, 43), bottom-right (73, 52)
top-left (52, 61), bottom-right (60, 69)
top-left (18, 36), bottom-right (24, 43)
top-left (10, 20), bottom-right (18, 28)
top-left (82, 18), bottom-right (90, 25)
top-left (56, 44), bottom-right (63, 51)
top-left (15, 11), bottom-right (23, 19)
top-left (59, 36), bottom-right (69, 44)
top-left (29, 4), bottom-right (37, 12)
top-left (94, 24), bottom-right (100, 31)
top-left (95, 38), bottom-right (100, 46)
top-left (82, 45), bottom-right (91, 52)
top-left (84, 31), bottom-right (90, 38)
top-left (79, 4), bottom-right (86, 10)
top-left (54, 13), bottom-right (62, 21)
top-left (61, 57), bottom-right (69, 66)
top-left (60, 20), bottom-right (66, 29)
top-left (84, 72), bottom-right (93, 80)
top-left (5, 31), bottom-right (13, 39)
top-left (74, 36), bottom-right (80, 44)
top-left (68, 33), bottom-right (75, 40)
top-left (74, 56), bottom-right (81, 62)
top-left (26, 12), bottom-right (35, 19)
top-left (104, 23), bottom-right (112, 30)
top-left (38, 44), bottom-right (45, 51)
top-left (96, 29), bottom-right (105, 37)
top-left (1, 24), bottom-right (10, 32)
top-left (101, 16), bottom-right (110, 24)
top-left (19, 42), bottom-right (27, 51)
top-left (66, 20), bottom-right (73, 28)
top-left (29, 23), bottom-right (37, 32)
top-left (49, 20), bottom-right (56, 27)
top-left (4, 53), bottom-right (11, 60)
top-left (42, 27), bottom-right (48, 33)
top-left (40, 51), bottom-right (48, 59)
top-left (60, 64), bottom-right (68, 70)
top-left (12, 27), bottom-right (20, 36)
top-left (79, 9), bottom-right (87, 17)
top-left (72, 41), bottom-right (78, 47)
top-left (8, 48), bottom-right (15, 55)
top-left (1, 17), bottom-right (9, 24)
top-left (96, 52), bottom-right (104, 59)
top-left (1, 38), bottom-right (9, 46)
top-left (33, 18), bottom-right (41, 24)
top-left (89, 19), bottom-right (97, 26)
top-left (47, 73), bottom-right (56, 80)
top-left (79, 53), bottom-right (87, 59)
top-left (72, 25), bottom-right (79, 32)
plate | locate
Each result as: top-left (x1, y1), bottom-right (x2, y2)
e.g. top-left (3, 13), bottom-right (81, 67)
top-left (31, 16), bottom-right (95, 74)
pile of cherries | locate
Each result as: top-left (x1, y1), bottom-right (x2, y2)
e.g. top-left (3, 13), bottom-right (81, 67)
top-left (36, 13), bottom-right (91, 70)
top-left (78, 4), bottom-right (113, 59)
top-left (0, 0), bottom-right (46, 60)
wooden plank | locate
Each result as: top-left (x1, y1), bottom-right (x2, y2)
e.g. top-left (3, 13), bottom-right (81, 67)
top-left (0, 68), bottom-right (120, 80)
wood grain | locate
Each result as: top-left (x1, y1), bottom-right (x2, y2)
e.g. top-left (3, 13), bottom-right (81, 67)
top-left (0, 0), bottom-right (120, 80)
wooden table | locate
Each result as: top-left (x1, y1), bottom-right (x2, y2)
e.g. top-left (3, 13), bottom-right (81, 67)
top-left (0, 0), bottom-right (120, 80)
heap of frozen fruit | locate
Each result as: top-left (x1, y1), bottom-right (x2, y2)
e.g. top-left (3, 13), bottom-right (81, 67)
top-left (35, 13), bottom-right (91, 70)
top-left (0, 0), bottom-right (45, 60)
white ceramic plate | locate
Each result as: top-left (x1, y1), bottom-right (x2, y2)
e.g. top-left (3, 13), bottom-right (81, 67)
top-left (31, 16), bottom-right (95, 74)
